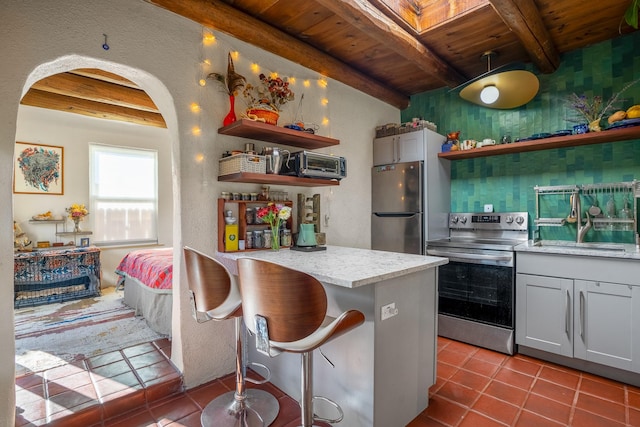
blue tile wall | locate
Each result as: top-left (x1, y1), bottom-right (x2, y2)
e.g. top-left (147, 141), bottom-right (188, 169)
top-left (403, 31), bottom-right (640, 242)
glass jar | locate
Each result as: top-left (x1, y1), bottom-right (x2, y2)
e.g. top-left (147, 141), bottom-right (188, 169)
top-left (281, 229), bottom-right (292, 247)
top-left (253, 230), bottom-right (264, 249)
top-left (254, 207), bottom-right (263, 224)
top-left (263, 229), bottom-right (272, 248)
top-left (245, 231), bottom-right (254, 249)
top-left (245, 208), bottom-right (255, 225)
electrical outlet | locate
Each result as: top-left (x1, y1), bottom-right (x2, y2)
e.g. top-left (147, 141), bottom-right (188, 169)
top-left (484, 204), bottom-right (494, 213)
top-left (381, 302), bottom-right (398, 321)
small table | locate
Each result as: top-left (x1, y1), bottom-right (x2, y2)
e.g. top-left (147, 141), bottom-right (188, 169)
top-left (14, 246), bottom-right (101, 308)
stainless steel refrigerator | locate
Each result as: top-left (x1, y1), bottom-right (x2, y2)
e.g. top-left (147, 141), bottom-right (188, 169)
top-left (371, 129), bottom-right (450, 254)
top-left (371, 161), bottom-right (424, 254)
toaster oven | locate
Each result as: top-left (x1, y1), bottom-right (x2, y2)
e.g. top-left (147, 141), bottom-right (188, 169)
top-left (280, 151), bottom-right (347, 180)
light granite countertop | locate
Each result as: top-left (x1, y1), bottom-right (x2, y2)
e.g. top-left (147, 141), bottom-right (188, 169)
top-left (515, 240), bottom-right (640, 260)
top-left (216, 245), bottom-right (448, 288)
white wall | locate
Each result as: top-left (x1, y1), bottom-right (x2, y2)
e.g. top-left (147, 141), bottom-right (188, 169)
top-left (14, 106), bottom-right (174, 287)
top-left (0, 1), bottom-right (399, 425)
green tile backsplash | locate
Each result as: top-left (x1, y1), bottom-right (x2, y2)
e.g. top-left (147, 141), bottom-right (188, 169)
top-left (403, 31), bottom-right (640, 242)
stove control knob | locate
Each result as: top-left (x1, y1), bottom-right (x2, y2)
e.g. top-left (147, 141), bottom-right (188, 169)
top-left (459, 216), bottom-right (468, 224)
top-left (516, 216), bottom-right (525, 225)
top-left (451, 216), bottom-right (459, 224)
top-left (505, 215), bottom-right (514, 224)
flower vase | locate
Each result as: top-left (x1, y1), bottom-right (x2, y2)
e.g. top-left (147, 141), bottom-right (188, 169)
top-left (73, 218), bottom-right (81, 232)
top-left (223, 95), bottom-right (237, 126)
top-left (271, 224), bottom-right (280, 251)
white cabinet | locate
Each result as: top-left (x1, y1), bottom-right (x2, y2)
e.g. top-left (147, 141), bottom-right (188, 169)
top-left (373, 132), bottom-right (423, 165)
top-left (573, 280), bottom-right (640, 372)
top-left (517, 264), bottom-right (640, 374)
top-left (516, 273), bottom-right (573, 357)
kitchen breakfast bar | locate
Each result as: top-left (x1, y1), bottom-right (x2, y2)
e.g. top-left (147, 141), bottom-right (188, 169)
top-left (216, 246), bottom-right (448, 427)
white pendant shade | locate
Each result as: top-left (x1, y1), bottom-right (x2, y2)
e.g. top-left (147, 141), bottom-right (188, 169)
top-left (480, 85), bottom-right (499, 104)
top-left (459, 70), bottom-right (539, 109)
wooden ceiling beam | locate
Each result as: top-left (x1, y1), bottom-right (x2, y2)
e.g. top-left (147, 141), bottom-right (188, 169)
top-left (147, 0), bottom-right (410, 109)
top-left (315, 0), bottom-right (468, 88)
top-left (21, 89), bottom-right (167, 128)
top-left (488, 0), bottom-right (560, 73)
top-left (31, 72), bottom-right (160, 113)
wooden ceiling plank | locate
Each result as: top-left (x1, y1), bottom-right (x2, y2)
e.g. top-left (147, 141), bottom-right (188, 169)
top-left (148, 0), bottom-right (410, 109)
top-left (69, 68), bottom-right (141, 89)
top-left (488, 0), bottom-right (560, 73)
top-left (22, 89), bottom-right (167, 128)
top-left (314, 0), bottom-right (468, 87)
top-left (31, 73), bottom-right (160, 113)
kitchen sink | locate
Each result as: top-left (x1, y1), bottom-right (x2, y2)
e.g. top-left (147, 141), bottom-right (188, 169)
top-left (532, 241), bottom-right (627, 252)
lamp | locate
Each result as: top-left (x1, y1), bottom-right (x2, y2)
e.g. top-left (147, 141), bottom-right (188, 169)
top-left (457, 51), bottom-right (539, 109)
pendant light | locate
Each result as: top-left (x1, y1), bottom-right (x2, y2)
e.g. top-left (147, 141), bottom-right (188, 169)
top-left (456, 51), bottom-right (539, 109)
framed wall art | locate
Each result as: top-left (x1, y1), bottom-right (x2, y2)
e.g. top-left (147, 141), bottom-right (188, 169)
top-left (80, 237), bottom-right (90, 247)
top-left (14, 142), bottom-right (64, 195)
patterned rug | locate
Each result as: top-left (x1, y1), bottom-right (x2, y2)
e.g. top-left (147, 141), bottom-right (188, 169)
top-left (15, 287), bottom-right (167, 374)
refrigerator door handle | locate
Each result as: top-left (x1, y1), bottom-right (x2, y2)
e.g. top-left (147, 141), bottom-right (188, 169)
top-left (373, 213), bottom-right (419, 218)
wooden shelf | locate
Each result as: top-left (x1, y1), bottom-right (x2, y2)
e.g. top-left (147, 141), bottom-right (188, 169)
top-left (218, 199), bottom-right (293, 253)
top-left (218, 172), bottom-right (340, 187)
top-left (218, 119), bottom-right (339, 150)
top-left (438, 126), bottom-right (640, 160)
top-left (56, 231), bottom-right (92, 236)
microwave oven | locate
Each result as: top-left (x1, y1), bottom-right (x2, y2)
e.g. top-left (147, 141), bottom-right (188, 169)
top-left (280, 151), bottom-right (347, 180)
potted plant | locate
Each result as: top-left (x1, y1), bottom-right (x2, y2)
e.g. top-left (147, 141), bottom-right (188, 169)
top-left (241, 73), bottom-right (295, 125)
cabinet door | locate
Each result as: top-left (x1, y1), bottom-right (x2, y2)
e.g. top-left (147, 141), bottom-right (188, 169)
top-left (516, 273), bottom-right (573, 357)
top-left (373, 135), bottom-right (396, 166)
top-left (396, 132), bottom-right (423, 163)
top-left (574, 280), bottom-right (640, 372)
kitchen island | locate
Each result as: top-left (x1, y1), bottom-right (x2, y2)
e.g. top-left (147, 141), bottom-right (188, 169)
top-left (216, 246), bottom-right (448, 427)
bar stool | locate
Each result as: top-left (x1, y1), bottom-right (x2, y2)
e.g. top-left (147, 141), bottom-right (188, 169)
top-left (237, 258), bottom-right (365, 427)
top-left (183, 247), bottom-right (279, 427)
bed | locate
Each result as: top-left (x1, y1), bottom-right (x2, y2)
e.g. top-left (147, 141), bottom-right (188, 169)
top-left (115, 247), bottom-right (173, 336)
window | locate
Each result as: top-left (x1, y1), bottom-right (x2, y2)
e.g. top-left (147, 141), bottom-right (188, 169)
top-left (89, 144), bottom-right (158, 245)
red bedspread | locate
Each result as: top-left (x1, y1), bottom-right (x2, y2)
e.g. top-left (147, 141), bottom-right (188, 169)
top-left (115, 248), bottom-right (173, 290)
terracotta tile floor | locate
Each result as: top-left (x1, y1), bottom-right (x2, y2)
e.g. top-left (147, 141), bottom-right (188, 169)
top-left (15, 336), bottom-right (640, 426)
top-left (410, 337), bottom-right (640, 427)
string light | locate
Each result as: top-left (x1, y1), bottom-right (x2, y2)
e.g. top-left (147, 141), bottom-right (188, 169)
top-left (198, 78), bottom-right (207, 87)
top-left (231, 51), bottom-right (239, 60)
top-left (203, 32), bottom-right (216, 46)
top-left (190, 103), bottom-right (201, 113)
top-left (322, 117), bottom-right (329, 126)
top-left (317, 79), bottom-right (328, 88)
top-left (195, 153), bottom-right (205, 163)
top-left (250, 63), bottom-right (260, 74)
top-left (192, 126), bottom-right (201, 136)
top-left (321, 98), bottom-right (328, 106)
top-left (303, 80), bottom-right (311, 88)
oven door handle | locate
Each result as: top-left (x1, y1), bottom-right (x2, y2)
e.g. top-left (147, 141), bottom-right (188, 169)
top-left (426, 249), bottom-right (513, 263)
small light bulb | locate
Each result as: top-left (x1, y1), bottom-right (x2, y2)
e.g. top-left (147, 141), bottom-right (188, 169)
top-left (303, 80), bottom-right (311, 88)
top-left (317, 79), bottom-right (327, 88)
top-left (251, 63), bottom-right (260, 74)
top-left (288, 77), bottom-right (296, 85)
top-left (269, 72), bottom-right (278, 79)
top-left (322, 117), bottom-right (329, 126)
top-left (480, 85), bottom-right (499, 104)
top-left (203, 59), bottom-right (211, 66)
top-left (195, 153), bottom-right (205, 163)
top-left (231, 51), bottom-right (239, 60)
top-left (321, 98), bottom-right (329, 106)
top-left (192, 126), bottom-right (201, 136)
top-left (190, 103), bottom-right (201, 113)
top-left (199, 79), bottom-right (207, 87)
top-left (202, 33), bottom-right (216, 45)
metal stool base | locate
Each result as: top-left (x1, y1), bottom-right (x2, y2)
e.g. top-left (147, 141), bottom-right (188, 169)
top-left (201, 389), bottom-right (279, 427)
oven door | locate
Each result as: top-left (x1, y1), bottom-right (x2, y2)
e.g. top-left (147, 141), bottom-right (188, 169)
top-left (427, 247), bottom-right (514, 328)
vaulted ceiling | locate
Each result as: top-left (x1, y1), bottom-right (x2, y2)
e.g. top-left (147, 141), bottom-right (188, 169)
top-left (21, 0), bottom-right (637, 126)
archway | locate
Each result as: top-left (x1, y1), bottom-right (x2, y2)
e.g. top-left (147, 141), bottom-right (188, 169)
top-left (11, 54), bottom-right (181, 421)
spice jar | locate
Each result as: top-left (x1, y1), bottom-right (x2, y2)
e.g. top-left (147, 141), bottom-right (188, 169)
top-left (245, 208), bottom-right (255, 225)
top-left (253, 230), bottom-right (264, 249)
top-left (245, 231), bottom-right (254, 249)
top-left (281, 229), bottom-right (292, 247)
top-left (263, 229), bottom-right (272, 248)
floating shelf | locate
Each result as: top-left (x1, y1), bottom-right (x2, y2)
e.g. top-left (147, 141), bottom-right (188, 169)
top-left (218, 172), bottom-right (340, 187)
top-left (218, 119), bottom-right (340, 150)
top-left (438, 126), bottom-right (640, 160)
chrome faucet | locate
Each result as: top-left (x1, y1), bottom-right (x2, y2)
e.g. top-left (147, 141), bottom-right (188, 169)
top-left (575, 193), bottom-right (592, 243)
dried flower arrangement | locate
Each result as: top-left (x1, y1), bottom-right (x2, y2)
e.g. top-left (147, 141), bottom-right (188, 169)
top-left (242, 73), bottom-right (295, 112)
top-left (207, 52), bottom-right (246, 96)
top-left (566, 78), bottom-right (639, 131)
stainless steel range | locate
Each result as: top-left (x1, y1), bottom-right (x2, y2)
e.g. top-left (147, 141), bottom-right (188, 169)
top-left (426, 212), bottom-right (528, 355)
